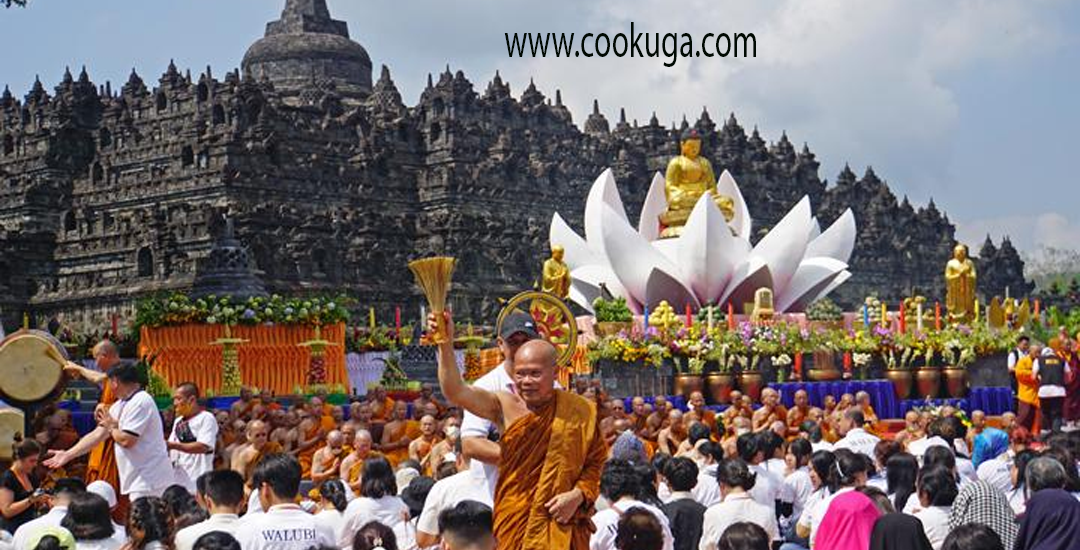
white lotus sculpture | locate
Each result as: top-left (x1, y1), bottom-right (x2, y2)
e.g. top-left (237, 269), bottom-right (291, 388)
top-left (550, 168), bottom-right (856, 314)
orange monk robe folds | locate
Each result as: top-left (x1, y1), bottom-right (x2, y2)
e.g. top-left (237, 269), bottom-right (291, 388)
top-left (494, 391), bottom-right (607, 550)
top-left (86, 382), bottom-right (128, 523)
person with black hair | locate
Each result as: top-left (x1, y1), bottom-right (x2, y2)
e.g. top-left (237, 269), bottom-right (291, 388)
top-left (691, 441), bottom-right (724, 507)
top-left (437, 500), bottom-right (494, 550)
top-left (61, 492), bottom-right (125, 549)
top-left (45, 363), bottom-right (176, 500)
top-left (785, 450), bottom-right (836, 550)
top-left (124, 496), bottom-right (175, 550)
top-left (736, 433), bottom-right (780, 509)
top-left (1038, 446), bottom-right (1080, 494)
top-left (781, 438), bottom-right (814, 541)
top-left (940, 523), bottom-right (1003, 550)
top-left (175, 470), bottom-right (244, 550)
top-left (700, 459), bottom-right (779, 550)
top-left (651, 454), bottom-right (673, 502)
top-left (795, 449), bottom-right (866, 546)
top-left (28, 529), bottom-right (75, 550)
top-left (1, 439), bottom-right (44, 532)
top-left (661, 457), bottom-right (705, 550)
top-left (340, 457), bottom-right (411, 549)
top-left (885, 452), bottom-right (918, 515)
top-left (233, 453), bottom-right (334, 550)
top-left (914, 466), bottom-right (958, 549)
top-left (614, 507), bottom-right (665, 550)
top-left (11, 478), bottom-right (85, 550)
top-left (717, 522), bottom-right (770, 550)
top-left (191, 531), bottom-right (240, 550)
top-left (312, 480), bottom-right (348, 545)
top-left (1007, 450), bottom-right (1036, 515)
top-left (352, 521), bottom-right (398, 550)
top-left (415, 445), bottom-right (492, 548)
top-left (162, 485), bottom-right (208, 531)
top-left (590, 459), bottom-right (674, 550)
top-left (834, 409), bottom-right (881, 460)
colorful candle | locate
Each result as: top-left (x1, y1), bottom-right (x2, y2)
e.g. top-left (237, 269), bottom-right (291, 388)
top-left (111, 313), bottom-right (119, 337)
top-left (707, 305), bottom-right (714, 332)
top-left (974, 300), bottom-right (979, 321)
top-left (881, 304), bottom-right (887, 327)
top-left (368, 307), bottom-right (376, 329)
top-left (916, 303), bottom-right (924, 332)
top-left (22, 312), bottom-right (28, 330)
top-left (395, 306), bottom-right (402, 341)
top-left (935, 302), bottom-right (941, 330)
top-left (685, 303), bottom-right (692, 328)
top-left (843, 351), bottom-right (852, 373)
top-left (1034, 299), bottom-right (1040, 318)
top-left (794, 353), bottom-right (803, 379)
top-left (863, 305), bottom-right (869, 327)
top-left (727, 302), bottom-right (736, 330)
top-left (643, 304), bottom-right (650, 330)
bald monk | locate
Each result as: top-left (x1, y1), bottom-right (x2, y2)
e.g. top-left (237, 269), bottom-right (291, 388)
top-left (230, 387), bottom-right (257, 419)
top-left (381, 401), bottom-right (413, 467)
top-left (408, 415), bottom-right (441, 465)
top-left (368, 386), bottom-right (396, 422)
top-left (687, 391), bottom-right (719, 435)
top-left (295, 407), bottom-right (326, 478)
top-left (62, 339), bottom-right (127, 522)
top-left (311, 396), bottom-right (337, 433)
top-left (786, 390), bottom-right (811, 438)
top-left (752, 388), bottom-right (789, 432)
top-left (657, 410), bottom-right (688, 456)
top-left (434, 312), bottom-right (606, 550)
top-left (339, 429), bottom-right (378, 493)
top-left (230, 420), bottom-right (283, 485)
top-left (854, 391), bottom-right (881, 436)
top-left (310, 430), bottom-right (345, 484)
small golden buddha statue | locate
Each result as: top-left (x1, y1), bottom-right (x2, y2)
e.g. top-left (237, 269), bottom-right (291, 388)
top-left (660, 129), bottom-right (735, 238)
top-left (541, 244), bottom-right (571, 300)
top-left (945, 244), bottom-right (977, 325)
top-left (751, 287), bottom-right (775, 323)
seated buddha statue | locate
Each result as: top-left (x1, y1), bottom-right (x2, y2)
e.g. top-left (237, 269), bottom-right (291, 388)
top-left (660, 129), bottom-right (735, 238)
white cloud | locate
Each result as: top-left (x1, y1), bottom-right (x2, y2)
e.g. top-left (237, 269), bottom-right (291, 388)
top-left (956, 212), bottom-right (1080, 253)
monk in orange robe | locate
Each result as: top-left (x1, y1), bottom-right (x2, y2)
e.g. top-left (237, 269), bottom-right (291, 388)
top-left (63, 340), bottom-right (128, 523)
top-left (433, 313), bottom-right (606, 550)
top-left (380, 401), bottom-right (413, 467)
top-left (295, 408), bottom-right (325, 478)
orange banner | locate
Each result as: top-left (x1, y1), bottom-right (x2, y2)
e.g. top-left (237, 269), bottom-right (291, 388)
top-left (138, 323), bottom-right (347, 395)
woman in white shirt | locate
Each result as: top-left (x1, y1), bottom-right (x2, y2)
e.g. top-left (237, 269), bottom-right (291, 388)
top-left (700, 459), bottom-right (780, 550)
top-left (781, 439), bottom-right (814, 538)
top-left (884, 452), bottom-right (918, 515)
top-left (340, 458), bottom-right (414, 549)
top-left (796, 449), bottom-right (868, 548)
top-left (314, 480), bottom-right (348, 545)
top-left (1006, 450), bottom-right (1037, 515)
top-left (912, 466), bottom-right (958, 550)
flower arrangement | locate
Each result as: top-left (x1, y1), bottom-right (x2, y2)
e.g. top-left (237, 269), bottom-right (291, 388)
top-left (806, 298), bottom-right (843, 321)
top-left (586, 328), bottom-right (668, 368)
top-left (593, 297), bottom-right (633, 323)
top-left (135, 292), bottom-right (352, 329)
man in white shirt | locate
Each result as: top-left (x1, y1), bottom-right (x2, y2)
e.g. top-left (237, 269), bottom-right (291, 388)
top-left (169, 382), bottom-right (219, 493)
top-left (233, 453), bottom-right (335, 549)
top-left (175, 470), bottom-right (245, 550)
top-left (11, 478), bottom-right (84, 550)
top-left (833, 409), bottom-right (880, 460)
top-left (45, 363), bottom-right (176, 500)
top-left (415, 446), bottom-right (494, 548)
top-left (459, 311), bottom-right (539, 497)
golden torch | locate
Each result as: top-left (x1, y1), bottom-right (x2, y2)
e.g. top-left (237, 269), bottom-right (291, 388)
top-left (408, 256), bottom-right (457, 344)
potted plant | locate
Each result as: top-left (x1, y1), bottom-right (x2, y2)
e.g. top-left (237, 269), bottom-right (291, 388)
top-left (941, 336), bottom-right (975, 398)
top-left (807, 327), bottom-right (842, 381)
top-left (806, 298), bottom-right (845, 332)
top-left (916, 332), bottom-right (943, 399)
top-left (705, 333), bottom-right (738, 404)
top-left (593, 297), bottom-right (633, 337)
top-left (672, 355), bottom-right (705, 398)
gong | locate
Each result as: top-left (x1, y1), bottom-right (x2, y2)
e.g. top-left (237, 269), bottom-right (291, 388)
top-left (0, 330), bottom-right (70, 406)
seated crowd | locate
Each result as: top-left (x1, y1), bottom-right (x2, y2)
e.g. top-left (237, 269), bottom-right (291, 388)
top-left (3, 359), bottom-right (1080, 549)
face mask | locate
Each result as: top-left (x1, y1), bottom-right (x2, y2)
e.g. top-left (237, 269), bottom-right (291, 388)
top-left (445, 426), bottom-right (460, 439)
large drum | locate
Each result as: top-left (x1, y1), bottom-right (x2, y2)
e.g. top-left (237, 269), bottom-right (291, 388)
top-left (0, 330), bottom-right (70, 406)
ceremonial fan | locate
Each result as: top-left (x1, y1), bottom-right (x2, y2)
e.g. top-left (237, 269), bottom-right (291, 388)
top-left (408, 256), bottom-right (457, 344)
top-left (497, 290), bottom-right (578, 367)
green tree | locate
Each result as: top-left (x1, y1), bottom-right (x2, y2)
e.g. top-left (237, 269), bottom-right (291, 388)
top-left (3, 0), bottom-right (28, 7)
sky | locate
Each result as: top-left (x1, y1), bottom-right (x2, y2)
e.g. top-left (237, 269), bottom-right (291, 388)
top-left (1, 0), bottom-right (1077, 256)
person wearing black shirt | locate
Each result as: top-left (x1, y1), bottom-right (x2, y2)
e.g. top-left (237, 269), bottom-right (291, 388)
top-left (661, 457), bottom-right (706, 550)
top-left (0, 440), bottom-right (46, 532)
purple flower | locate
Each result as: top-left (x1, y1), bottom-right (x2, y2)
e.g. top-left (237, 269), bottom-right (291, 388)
top-left (243, 308), bottom-right (256, 319)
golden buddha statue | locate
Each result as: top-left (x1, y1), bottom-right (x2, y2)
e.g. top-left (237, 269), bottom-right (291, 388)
top-left (660, 129), bottom-right (735, 238)
top-left (945, 244), bottom-right (977, 325)
top-left (751, 287), bottom-right (775, 323)
top-left (541, 244), bottom-right (571, 300)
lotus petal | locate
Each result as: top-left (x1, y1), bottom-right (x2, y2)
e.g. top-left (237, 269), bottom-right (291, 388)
top-left (645, 268), bottom-right (701, 310)
top-left (570, 264), bottom-right (635, 313)
top-left (810, 217), bottom-right (822, 241)
top-left (807, 270), bottom-right (852, 306)
top-left (805, 209), bottom-right (856, 263)
top-left (750, 196), bottom-right (813, 297)
top-left (720, 257), bottom-right (773, 312)
top-left (598, 203), bottom-right (694, 307)
top-left (676, 192), bottom-right (740, 304)
top-left (583, 168), bottom-right (628, 258)
top-left (775, 257), bottom-right (849, 312)
top-left (638, 172), bottom-right (667, 242)
top-left (716, 170), bottom-right (752, 239)
top-left (550, 212), bottom-right (598, 272)
top-left (652, 237), bottom-right (682, 269)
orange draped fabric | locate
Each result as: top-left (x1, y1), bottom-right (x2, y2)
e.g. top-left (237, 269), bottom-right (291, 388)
top-left (85, 382), bottom-right (129, 522)
top-left (494, 391), bottom-right (606, 550)
top-left (138, 323), bottom-right (347, 395)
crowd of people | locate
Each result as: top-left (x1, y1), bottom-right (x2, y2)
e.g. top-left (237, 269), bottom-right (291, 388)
top-left (0, 322), bottom-right (1079, 550)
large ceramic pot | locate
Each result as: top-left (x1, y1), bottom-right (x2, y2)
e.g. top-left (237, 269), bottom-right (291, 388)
top-left (595, 321), bottom-right (633, 337)
top-left (674, 374), bottom-right (704, 398)
top-left (738, 370), bottom-right (765, 401)
top-left (942, 366), bottom-right (968, 398)
top-left (915, 366), bottom-right (941, 399)
top-left (885, 368), bottom-right (914, 400)
top-left (706, 372), bottom-right (736, 404)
